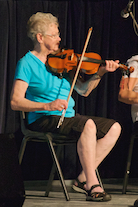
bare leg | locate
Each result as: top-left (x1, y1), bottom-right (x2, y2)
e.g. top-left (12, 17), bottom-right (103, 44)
top-left (95, 122), bottom-right (121, 168)
top-left (77, 120), bottom-right (121, 192)
top-left (77, 119), bottom-right (101, 191)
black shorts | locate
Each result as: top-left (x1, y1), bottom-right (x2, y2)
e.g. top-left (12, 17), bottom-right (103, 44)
top-left (28, 113), bottom-right (116, 142)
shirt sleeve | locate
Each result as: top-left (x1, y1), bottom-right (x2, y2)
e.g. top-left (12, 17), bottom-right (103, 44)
top-left (128, 60), bottom-right (138, 78)
top-left (14, 59), bottom-right (32, 84)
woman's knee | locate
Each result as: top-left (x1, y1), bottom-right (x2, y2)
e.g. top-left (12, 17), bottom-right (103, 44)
top-left (78, 119), bottom-right (97, 149)
top-left (83, 119), bottom-right (97, 134)
top-left (109, 122), bottom-right (121, 139)
top-left (112, 122), bottom-right (121, 133)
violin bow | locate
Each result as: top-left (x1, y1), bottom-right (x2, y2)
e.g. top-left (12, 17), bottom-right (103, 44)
top-left (57, 27), bottom-right (93, 128)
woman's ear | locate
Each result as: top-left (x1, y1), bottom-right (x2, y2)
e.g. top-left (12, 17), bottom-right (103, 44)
top-left (36, 33), bottom-right (43, 43)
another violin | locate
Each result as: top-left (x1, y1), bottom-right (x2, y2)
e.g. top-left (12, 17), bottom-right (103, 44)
top-left (47, 48), bottom-right (134, 76)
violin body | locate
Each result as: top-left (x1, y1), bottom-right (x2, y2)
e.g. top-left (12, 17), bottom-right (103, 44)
top-left (47, 48), bottom-right (104, 75)
top-left (47, 49), bottom-right (77, 74)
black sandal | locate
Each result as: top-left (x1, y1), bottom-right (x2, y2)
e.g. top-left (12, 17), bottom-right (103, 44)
top-left (72, 178), bottom-right (87, 194)
top-left (86, 184), bottom-right (111, 202)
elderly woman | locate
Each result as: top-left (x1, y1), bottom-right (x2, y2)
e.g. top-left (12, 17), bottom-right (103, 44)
top-left (10, 12), bottom-right (121, 202)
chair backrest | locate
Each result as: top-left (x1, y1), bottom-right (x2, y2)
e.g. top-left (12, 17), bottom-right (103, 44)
top-left (20, 111), bottom-right (49, 141)
top-left (20, 111), bottom-right (28, 135)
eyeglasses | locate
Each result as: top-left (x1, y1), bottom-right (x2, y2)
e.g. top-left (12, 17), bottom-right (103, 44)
top-left (45, 32), bottom-right (60, 39)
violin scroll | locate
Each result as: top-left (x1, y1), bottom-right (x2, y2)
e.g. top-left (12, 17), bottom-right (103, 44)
top-left (119, 64), bottom-right (134, 76)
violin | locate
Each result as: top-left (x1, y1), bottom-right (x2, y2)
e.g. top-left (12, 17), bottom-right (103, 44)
top-left (47, 48), bottom-right (134, 76)
top-left (54, 27), bottom-right (133, 128)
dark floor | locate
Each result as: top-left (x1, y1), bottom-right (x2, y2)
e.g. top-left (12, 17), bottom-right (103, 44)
top-left (22, 179), bottom-right (138, 207)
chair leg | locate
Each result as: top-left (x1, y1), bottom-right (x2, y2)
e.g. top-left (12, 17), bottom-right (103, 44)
top-left (122, 134), bottom-right (135, 194)
top-left (45, 145), bottom-right (62, 197)
top-left (47, 136), bottom-right (70, 201)
top-left (18, 138), bottom-right (28, 164)
top-left (96, 168), bottom-right (104, 190)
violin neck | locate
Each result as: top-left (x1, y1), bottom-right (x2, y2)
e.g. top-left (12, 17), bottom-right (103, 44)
top-left (82, 56), bottom-right (105, 65)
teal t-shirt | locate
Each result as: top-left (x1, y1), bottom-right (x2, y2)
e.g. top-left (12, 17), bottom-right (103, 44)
top-left (14, 51), bottom-right (75, 124)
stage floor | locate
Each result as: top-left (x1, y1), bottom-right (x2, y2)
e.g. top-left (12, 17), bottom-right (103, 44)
top-left (23, 179), bottom-right (138, 207)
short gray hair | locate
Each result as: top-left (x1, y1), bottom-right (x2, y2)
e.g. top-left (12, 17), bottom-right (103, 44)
top-left (27, 12), bottom-right (59, 42)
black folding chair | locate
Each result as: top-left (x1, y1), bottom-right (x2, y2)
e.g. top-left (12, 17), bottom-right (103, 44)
top-left (19, 112), bottom-right (103, 200)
